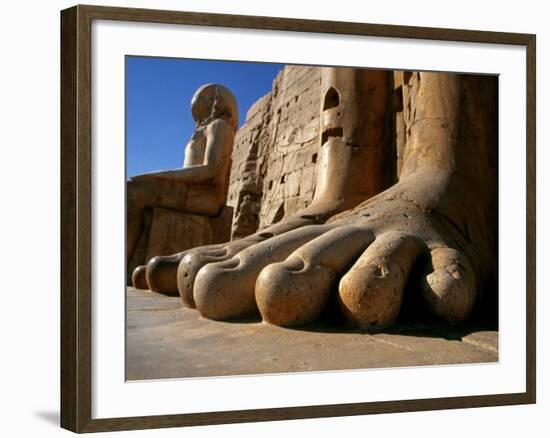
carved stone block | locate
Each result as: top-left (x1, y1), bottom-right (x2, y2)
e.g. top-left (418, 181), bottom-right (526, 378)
top-left (127, 206), bottom-right (233, 284)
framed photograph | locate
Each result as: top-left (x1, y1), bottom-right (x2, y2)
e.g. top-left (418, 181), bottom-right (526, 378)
top-left (60, 4), bottom-right (536, 433)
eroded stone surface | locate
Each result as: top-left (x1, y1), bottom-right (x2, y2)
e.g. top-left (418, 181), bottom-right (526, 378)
top-left (227, 67), bottom-right (324, 238)
top-left (131, 207), bottom-right (233, 294)
top-left (227, 66), bottom-right (398, 238)
top-left (177, 68), bottom-right (394, 315)
top-left (177, 71), bottom-right (498, 330)
top-left (128, 69), bottom-right (498, 334)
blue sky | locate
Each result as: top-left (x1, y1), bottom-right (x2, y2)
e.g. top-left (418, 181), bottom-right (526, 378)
top-left (126, 56), bottom-right (284, 177)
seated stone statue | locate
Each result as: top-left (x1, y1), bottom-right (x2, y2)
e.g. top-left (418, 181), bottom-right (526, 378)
top-left (137, 68), bottom-right (498, 332)
top-left (127, 84), bottom-right (237, 290)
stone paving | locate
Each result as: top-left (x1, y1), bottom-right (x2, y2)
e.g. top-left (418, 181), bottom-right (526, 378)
top-left (126, 287), bottom-right (498, 380)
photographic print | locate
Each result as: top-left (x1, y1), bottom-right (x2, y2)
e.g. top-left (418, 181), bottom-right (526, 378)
top-left (125, 57), bottom-right (499, 380)
top-left (60, 5), bottom-right (535, 431)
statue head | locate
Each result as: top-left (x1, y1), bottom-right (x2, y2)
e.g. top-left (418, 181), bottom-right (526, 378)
top-left (191, 84), bottom-right (238, 132)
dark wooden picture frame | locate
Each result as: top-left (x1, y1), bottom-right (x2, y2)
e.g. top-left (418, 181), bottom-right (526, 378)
top-left (60, 4), bottom-right (536, 433)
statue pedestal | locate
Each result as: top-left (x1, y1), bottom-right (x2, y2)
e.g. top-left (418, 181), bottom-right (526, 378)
top-left (127, 206), bottom-right (233, 284)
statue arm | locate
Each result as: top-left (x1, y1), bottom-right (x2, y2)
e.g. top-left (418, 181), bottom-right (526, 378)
top-left (131, 120), bottom-right (234, 184)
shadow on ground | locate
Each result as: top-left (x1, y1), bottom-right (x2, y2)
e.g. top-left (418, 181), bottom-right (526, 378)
top-left (34, 411), bottom-right (59, 427)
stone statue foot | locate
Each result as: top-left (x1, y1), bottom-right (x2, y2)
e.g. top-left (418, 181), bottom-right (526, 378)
top-left (188, 182), bottom-right (480, 330)
top-left (132, 265), bottom-right (149, 290)
top-left (146, 253), bottom-right (191, 296)
top-left (133, 198), bottom-right (348, 297)
top-left (131, 243), bottom-right (227, 295)
top-left (177, 239), bottom-right (259, 307)
top-left (175, 200), bottom-right (360, 306)
top-left (191, 224), bottom-right (339, 319)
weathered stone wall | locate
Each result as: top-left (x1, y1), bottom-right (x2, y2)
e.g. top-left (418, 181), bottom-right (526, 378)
top-left (227, 65), bottom-right (323, 239)
top-left (226, 94), bottom-right (272, 239)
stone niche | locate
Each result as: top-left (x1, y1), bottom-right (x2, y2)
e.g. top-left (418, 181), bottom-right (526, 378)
top-left (127, 206), bottom-right (233, 284)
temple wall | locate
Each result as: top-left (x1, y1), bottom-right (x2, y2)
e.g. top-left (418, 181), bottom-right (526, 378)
top-left (227, 65), bottom-right (323, 238)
